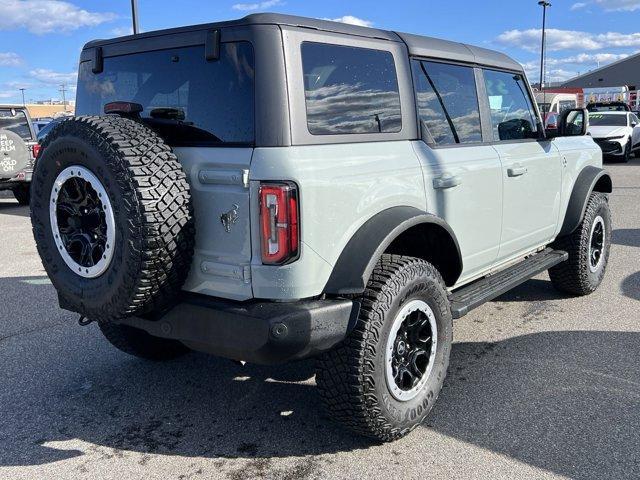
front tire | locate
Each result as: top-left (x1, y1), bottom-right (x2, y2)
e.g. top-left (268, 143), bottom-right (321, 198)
top-left (12, 184), bottom-right (30, 205)
top-left (549, 192), bottom-right (611, 295)
top-left (316, 254), bottom-right (452, 442)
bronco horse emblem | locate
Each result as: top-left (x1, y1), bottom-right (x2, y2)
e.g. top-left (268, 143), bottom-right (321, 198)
top-left (220, 204), bottom-right (239, 233)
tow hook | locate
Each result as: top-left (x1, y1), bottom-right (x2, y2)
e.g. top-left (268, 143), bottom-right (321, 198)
top-left (78, 316), bottom-right (94, 327)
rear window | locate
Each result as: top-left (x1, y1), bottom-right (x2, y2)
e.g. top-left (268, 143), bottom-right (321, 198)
top-left (0, 109), bottom-right (33, 141)
top-left (76, 42), bottom-right (254, 146)
top-left (301, 42), bottom-right (402, 135)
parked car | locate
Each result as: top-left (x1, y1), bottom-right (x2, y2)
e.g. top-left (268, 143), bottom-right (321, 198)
top-left (589, 111), bottom-right (640, 162)
top-left (36, 117), bottom-right (64, 143)
top-left (587, 101), bottom-right (631, 112)
top-left (0, 105), bottom-right (38, 204)
top-left (32, 117), bottom-right (54, 134)
top-left (30, 13), bottom-right (612, 442)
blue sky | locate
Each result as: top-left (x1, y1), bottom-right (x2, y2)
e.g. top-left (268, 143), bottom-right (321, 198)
top-left (1, 0), bottom-right (640, 104)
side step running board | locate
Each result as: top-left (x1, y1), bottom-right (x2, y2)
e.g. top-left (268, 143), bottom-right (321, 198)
top-left (450, 248), bottom-right (568, 319)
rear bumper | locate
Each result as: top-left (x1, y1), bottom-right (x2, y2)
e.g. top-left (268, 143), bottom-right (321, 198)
top-left (117, 294), bottom-right (359, 365)
top-left (0, 169), bottom-right (32, 189)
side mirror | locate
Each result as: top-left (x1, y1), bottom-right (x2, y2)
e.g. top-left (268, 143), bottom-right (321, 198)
top-left (632, 122), bottom-right (638, 128)
top-left (547, 108), bottom-right (588, 138)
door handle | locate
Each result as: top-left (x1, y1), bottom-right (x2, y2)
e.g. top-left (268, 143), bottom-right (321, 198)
top-left (433, 175), bottom-right (462, 189)
top-left (507, 166), bottom-right (528, 177)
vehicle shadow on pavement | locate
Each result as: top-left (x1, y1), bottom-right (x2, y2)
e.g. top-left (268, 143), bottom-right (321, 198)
top-left (621, 271), bottom-right (640, 301)
top-left (612, 228), bottom-right (640, 248)
top-left (428, 330), bottom-right (640, 479)
top-left (0, 277), bottom-right (638, 478)
top-left (0, 200), bottom-right (30, 218)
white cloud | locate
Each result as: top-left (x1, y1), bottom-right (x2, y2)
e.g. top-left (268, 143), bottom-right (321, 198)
top-left (232, 0), bottom-right (283, 11)
top-left (594, 0), bottom-right (640, 11)
top-left (0, 52), bottom-right (23, 66)
top-left (110, 26), bottom-right (133, 37)
top-left (497, 28), bottom-right (640, 52)
top-left (324, 16), bottom-right (373, 27)
top-left (571, 2), bottom-right (587, 10)
top-left (29, 68), bottom-right (77, 86)
top-left (521, 52), bottom-right (635, 83)
top-left (0, 0), bottom-right (116, 34)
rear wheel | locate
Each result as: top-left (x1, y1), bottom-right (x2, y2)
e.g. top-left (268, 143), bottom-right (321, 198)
top-left (549, 192), bottom-right (611, 295)
top-left (99, 322), bottom-right (189, 361)
top-left (12, 184), bottom-right (30, 205)
top-left (316, 254), bottom-right (452, 441)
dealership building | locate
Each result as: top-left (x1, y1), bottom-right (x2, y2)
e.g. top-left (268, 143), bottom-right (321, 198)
top-left (561, 52), bottom-right (640, 89)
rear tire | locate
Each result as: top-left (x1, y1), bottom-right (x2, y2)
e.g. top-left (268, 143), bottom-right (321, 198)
top-left (549, 192), bottom-right (611, 295)
top-left (316, 254), bottom-right (452, 442)
top-left (12, 184), bottom-right (30, 205)
top-left (99, 322), bottom-right (189, 361)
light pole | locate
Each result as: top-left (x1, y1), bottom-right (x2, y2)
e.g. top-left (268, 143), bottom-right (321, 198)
top-left (131, 0), bottom-right (140, 34)
top-left (19, 88), bottom-right (26, 106)
top-left (538, 1), bottom-right (551, 90)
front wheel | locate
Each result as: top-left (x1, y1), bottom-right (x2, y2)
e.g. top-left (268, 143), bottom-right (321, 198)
top-left (316, 254), bottom-right (452, 441)
top-left (549, 192), bottom-right (611, 295)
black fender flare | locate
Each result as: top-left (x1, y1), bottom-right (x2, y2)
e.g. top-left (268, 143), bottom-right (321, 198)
top-left (323, 206), bottom-right (463, 295)
top-left (559, 166), bottom-right (612, 237)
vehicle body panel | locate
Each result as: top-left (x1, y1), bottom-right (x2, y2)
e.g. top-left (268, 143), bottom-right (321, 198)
top-left (411, 141), bottom-right (502, 282)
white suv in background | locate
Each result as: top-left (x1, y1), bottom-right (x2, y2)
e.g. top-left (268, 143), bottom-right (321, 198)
top-left (589, 111), bottom-right (640, 162)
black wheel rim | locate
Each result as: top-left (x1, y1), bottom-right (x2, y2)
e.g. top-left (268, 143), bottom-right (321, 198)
top-left (589, 216), bottom-right (605, 272)
top-left (386, 300), bottom-right (437, 401)
top-left (56, 177), bottom-right (108, 268)
top-left (50, 166), bottom-right (115, 278)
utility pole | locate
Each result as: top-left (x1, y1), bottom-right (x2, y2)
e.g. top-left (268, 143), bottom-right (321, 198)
top-left (131, 0), bottom-right (140, 34)
top-left (538, 1), bottom-right (551, 91)
top-left (19, 88), bottom-right (26, 106)
top-left (60, 84), bottom-right (67, 111)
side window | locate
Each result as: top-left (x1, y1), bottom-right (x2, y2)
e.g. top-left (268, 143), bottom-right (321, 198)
top-left (411, 60), bottom-right (482, 146)
top-left (631, 114), bottom-right (639, 125)
top-left (483, 69), bottom-right (539, 141)
top-left (301, 42), bottom-right (402, 135)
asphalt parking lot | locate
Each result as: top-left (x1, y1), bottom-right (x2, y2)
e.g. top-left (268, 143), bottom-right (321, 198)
top-left (0, 158), bottom-right (638, 480)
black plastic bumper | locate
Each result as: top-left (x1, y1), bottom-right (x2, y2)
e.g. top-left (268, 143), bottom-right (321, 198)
top-left (117, 294), bottom-right (359, 365)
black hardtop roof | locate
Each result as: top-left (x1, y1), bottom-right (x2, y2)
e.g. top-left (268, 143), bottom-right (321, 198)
top-left (82, 12), bottom-right (522, 71)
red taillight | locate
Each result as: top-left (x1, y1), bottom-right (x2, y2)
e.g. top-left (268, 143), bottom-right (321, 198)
top-left (32, 144), bottom-right (41, 159)
top-left (259, 182), bottom-right (299, 265)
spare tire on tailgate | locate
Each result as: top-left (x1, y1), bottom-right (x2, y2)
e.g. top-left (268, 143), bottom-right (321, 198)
top-left (30, 116), bottom-right (195, 322)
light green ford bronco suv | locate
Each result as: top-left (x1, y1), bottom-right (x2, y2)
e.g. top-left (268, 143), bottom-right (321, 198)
top-left (30, 14), bottom-right (612, 441)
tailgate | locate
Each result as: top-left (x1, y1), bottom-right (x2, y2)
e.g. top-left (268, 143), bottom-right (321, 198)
top-left (176, 147), bottom-right (254, 300)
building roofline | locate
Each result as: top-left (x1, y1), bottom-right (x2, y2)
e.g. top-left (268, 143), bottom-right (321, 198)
top-left (561, 50), bottom-right (640, 86)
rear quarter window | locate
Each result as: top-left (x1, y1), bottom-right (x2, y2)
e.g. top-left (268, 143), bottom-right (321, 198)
top-left (0, 109), bottom-right (33, 141)
top-left (76, 42), bottom-right (255, 146)
top-left (301, 42), bottom-right (402, 135)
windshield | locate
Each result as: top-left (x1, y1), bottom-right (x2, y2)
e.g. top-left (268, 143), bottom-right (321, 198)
top-left (0, 109), bottom-right (33, 141)
top-left (76, 42), bottom-right (255, 146)
top-left (588, 113), bottom-right (628, 127)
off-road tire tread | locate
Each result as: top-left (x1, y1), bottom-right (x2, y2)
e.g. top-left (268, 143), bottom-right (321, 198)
top-left (316, 254), bottom-right (450, 442)
top-left (31, 116), bottom-right (194, 321)
top-left (549, 192), bottom-right (610, 295)
top-left (99, 321), bottom-right (189, 361)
